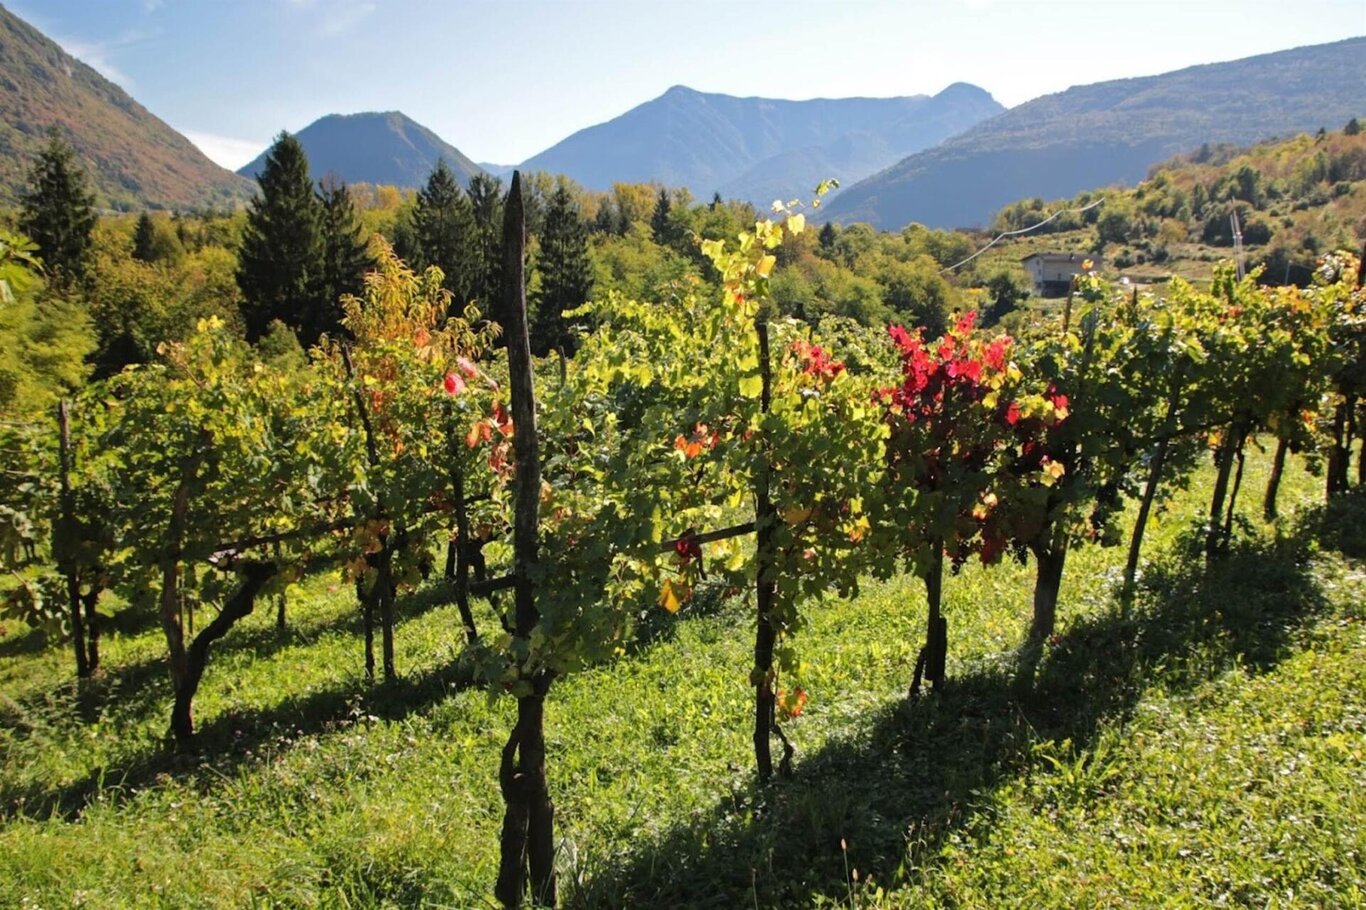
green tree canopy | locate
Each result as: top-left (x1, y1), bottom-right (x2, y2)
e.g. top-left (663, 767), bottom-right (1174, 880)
top-left (532, 181), bottom-right (593, 355)
top-left (236, 132), bottom-right (325, 343)
top-left (19, 130), bottom-right (97, 287)
top-left (411, 159), bottom-right (478, 312)
top-left (315, 176), bottom-right (373, 342)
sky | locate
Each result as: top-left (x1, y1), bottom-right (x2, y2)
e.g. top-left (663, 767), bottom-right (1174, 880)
top-left (11, 0), bottom-right (1366, 170)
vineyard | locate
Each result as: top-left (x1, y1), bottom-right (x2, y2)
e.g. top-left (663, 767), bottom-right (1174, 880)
top-left (2, 175), bottom-right (1365, 908)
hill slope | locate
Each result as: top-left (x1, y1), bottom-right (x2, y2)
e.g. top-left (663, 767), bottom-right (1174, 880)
top-left (0, 3), bottom-right (252, 210)
top-left (822, 38), bottom-right (1366, 230)
top-left (517, 83), bottom-right (1003, 204)
top-left (238, 112), bottom-right (483, 189)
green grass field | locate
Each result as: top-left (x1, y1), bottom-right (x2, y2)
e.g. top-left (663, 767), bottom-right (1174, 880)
top-left (1, 451), bottom-right (1363, 909)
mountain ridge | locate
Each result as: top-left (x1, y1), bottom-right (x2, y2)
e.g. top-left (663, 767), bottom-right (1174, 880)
top-left (0, 2), bottom-right (252, 210)
top-left (515, 82), bottom-right (1003, 205)
top-left (820, 37), bottom-right (1366, 229)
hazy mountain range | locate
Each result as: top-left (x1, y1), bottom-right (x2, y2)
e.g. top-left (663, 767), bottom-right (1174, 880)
top-left (820, 37), bottom-right (1366, 229)
top-left (1, 1), bottom-right (1362, 230)
top-left (511, 82), bottom-right (1004, 206)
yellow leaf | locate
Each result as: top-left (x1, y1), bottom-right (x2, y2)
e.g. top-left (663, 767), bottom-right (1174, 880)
top-left (659, 578), bottom-right (690, 614)
top-left (756, 255), bottom-right (776, 277)
top-left (786, 213), bottom-right (805, 235)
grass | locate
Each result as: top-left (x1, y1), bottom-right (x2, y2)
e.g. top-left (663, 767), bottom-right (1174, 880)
top-left (0, 450), bottom-right (1362, 908)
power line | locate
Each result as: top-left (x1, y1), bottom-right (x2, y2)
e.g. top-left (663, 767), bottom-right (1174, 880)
top-left (939, 198), bottom-right (1105, 274)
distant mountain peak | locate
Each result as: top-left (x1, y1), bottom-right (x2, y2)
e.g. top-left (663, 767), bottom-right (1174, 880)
top-left (934, 82), bottom-right (997, 104)
top-left (238, 111), bottom-right (482, 189)
top-left (516, 84), bottom-right (1003, 206)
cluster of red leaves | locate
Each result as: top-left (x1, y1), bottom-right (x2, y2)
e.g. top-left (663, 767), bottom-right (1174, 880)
top-left (465, 401), bottom-right (515, 478)
top-left (790, 339), bottom-right (845, 381)
top-left (884, 313), bottom-right (1013, 427)
top-left (442, 356), bottom-right (482, 396)
top-left (880, 312), bottom-right (1063, 569)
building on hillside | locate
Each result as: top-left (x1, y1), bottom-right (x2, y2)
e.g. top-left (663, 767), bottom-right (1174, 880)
top-left (1021, 252), bottom-right (1102, 298)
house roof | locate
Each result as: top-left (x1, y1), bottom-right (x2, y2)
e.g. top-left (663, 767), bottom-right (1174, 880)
top-left (1021, 252), bottom-right (1097, 264)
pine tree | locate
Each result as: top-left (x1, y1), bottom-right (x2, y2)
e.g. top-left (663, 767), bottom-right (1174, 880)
top-left (532, 182), bottom-right (593, 356)
top-left (19, 130), bottom-right (97, 287)
top-left (592, 201), bottom-right (616, 235)
top-left (315, 176), bottom-right (373, 342)
top-left (650, 188), bottom-right (674, 246)
top-left (131, 213), bottom-right (157, 262)
top-left (413, 159), bottom-right (478, 311)
top-left (237, 132), bottom-right (325, 343)
top-left (467, 172), bottom-right (504, 321)
top-left (818, 220), bottom-right (838, 254)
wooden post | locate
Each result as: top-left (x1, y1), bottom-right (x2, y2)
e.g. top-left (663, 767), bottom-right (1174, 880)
top-left (56, 400), bottom-right (88, 678)
top-left (494, 172), bottom-right (557, 909)
top-left (752, 314), bottom-right (781, 784)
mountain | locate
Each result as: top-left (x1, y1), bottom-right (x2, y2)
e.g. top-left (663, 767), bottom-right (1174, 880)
top-left (238, 112), bottom-right (483, 189)
top-left (0, 3), bottom-right (252, 210)
top-left (478, 162), bottom-right (516, 179)
top-left (516, 83), bottom-right (1003, 205)
top-left (821, 38), bottom-right (1366, 230)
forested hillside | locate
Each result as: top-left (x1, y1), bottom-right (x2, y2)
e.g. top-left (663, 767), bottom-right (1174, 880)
top-left (0, 4), bottom-right (252, 210)
top-left (973, 125), bottom-right (1366, 293)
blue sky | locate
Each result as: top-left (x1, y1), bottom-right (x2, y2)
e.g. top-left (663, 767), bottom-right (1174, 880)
top-left (11, 0), bottom-right (1366, 169)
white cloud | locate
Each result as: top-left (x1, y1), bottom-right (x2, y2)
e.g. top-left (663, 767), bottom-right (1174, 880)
top-left (183, 131), bottom-right (267, 170)
top-left (317, 0), bottom-right (376, 37)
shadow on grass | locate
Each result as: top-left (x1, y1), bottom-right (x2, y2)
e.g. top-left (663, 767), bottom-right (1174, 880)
top-left (1298, 486), bottom-right (1366, 559)
top-left (565, 528), bottom-right (1332, 909)
top-left (1, 649), bottom-right (482, 823)
top-left (0, 577), bottom-right (495, 821)
top-left (9, 574), bottom-right (479, 726)
top-left (0, 625), bottom-right (52, 659)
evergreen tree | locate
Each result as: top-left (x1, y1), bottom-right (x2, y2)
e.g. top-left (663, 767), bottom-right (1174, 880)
top-left (1346, 117), bottom-right (1362, 137)
top-left (467, 172), bottom-right (504, 320)
top-left (532, 182), bottom-right (593, 356)
top-left (592, 201), bottom-right (616, 235)
top-left (709, 191), bottom-right (722, 211)
top-left (315, 176), bottom-right (374, 342)
top-left (650, 188), bottom-right (674, 246)
top-left (412, 159), bottom-right (478, 311)
top-left (237, 132), bottom-right (325, 343)
top-left (818, 220), bottom-right (838, 254)
top-left (131, 213), bottom-right (157, 262)
top-left (19, 130), bottom-right (97, 287)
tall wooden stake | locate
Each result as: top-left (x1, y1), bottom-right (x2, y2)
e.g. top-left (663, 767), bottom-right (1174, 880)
top-left (494, 172), bottom-right (556, 909)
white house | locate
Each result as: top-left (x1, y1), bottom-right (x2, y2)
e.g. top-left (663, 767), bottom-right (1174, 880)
top-left (1021, 252), bottom-right (1102, 298)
